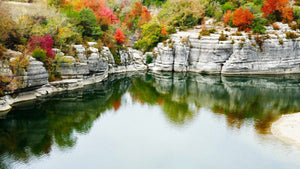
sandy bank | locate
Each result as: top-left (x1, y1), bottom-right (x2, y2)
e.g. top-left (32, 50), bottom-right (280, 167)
top-left (271, 113), bottom-right (300, 147)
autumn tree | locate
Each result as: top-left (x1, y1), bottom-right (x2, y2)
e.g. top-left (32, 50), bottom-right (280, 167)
top-left (232, 8), bottom-right (255, 31)
top-left (28, 34), bottom-right (55, 59)
top-left (114, 29), bottom-right (125, 44)
top-left (122, 2), bottom-right (151, 31)
top-left (75, 0), bottom-right (119, 25)
top-left (223, 10), bottom-right (232, 25)
top-left (261, 0), bottom-right (293, 22)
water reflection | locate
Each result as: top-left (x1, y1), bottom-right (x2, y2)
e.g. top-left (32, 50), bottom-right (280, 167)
top-left (0, 72), bottom-right (299, 168)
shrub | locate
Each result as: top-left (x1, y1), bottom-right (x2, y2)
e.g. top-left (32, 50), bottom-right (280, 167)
top-left (75, 0), bottom-right (119, 25)
top-left (79, 8), bottom-right (103, 39)
top-left (294, 6), bottom-right (300, 20)
top-left (9, 54), bottom-right (30, 76)
top-left (200, 30), bottom-right (210, 36)
top-left (115, 29), bottom-right (125, 45)
top-left (221, 2), bottom-right (237, 13)
top-left (223, 10), bottom-right (232, 26)
top-left (122, 2), bottom-right (152, 31)
top-left (158, 0), bottom-right (205, 29)
top-left (146, 54), bottom-right (153, 64)
top-left (135, 22), bottom-right (170, 52)
top-left (0, 2), bottom-right (21, 50)
top-left (290, 23), bottom-right (297, 30)
top-left (239, 42), bottom-right (244, 47)
top-left (286, 31), bottom-right (299, 39)
top-left (200, 29), bottom-right (216, 36)
top-left (232, 32), bottom-right (243, 36)
top-left (219, 32), bottom-right (228, 41)
top-left (143, 0), bottom-right (166, 6)
top-left (279, 39), bottom-right (284, 45)
top-left (255, 35), bottom-right (265, 51)
top-left (273, 23), bottom-right (280, 30)
top-left (28, 34), bottom-right (55, 59)
top-left (32, 47), bottom-right (47, 61)
top-left (262, 0), bottom-right (293, 22)
top-left (251, 15), bottom-right (267, 34)
top-left (232, 8), bottom-right (255, 31)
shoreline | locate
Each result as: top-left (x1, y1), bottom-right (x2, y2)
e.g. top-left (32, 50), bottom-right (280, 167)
top-left (271, 113), bottom-right (300, 148)
top-left (1, 70), bottom-right (300, 113)
top-left (0, 67), bottom-right (146, 113)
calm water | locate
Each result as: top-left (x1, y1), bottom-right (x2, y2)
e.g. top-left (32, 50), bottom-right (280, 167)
top-left (1, 72), bottom-right (300, 169)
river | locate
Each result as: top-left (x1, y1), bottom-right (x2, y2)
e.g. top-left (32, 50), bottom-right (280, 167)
top-left (0, 72), bottom-right (300, 169)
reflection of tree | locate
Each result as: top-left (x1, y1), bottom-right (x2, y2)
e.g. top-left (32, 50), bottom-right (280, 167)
top-left (0, 75), bottom-right (132, 168)
top-left (162, 100), bottom-right (194, 125)
top-left (130, 74), bottom-right (197, 126)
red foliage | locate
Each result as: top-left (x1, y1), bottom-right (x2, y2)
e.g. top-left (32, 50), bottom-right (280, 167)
top-left (115, 29), bottom-right (125, 44)
top-left (232, 8), bottom-right (255, 31)
top-left (28, 34), bottom-right (55, 59)
top-left (262, 0), bottom-right (293, 22)
top-left (76, 0), bottom-right (119, 25)
top-left (223, 10), bottom-right (232, 25)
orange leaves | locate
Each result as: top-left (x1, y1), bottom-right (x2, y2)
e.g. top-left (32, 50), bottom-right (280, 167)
top-left (223, 10), bottom-right (232, 25)
top-left (115, 29), bottom-right (125, 44)
top-left (262, 0), bottom-right (293, 22)
top-left (232, 8), bottom-right (255, 31)
top-left (281, 7), bottom-right (293, 22)
top-left (161, 27), bottom-right (168, 35)
top-left (124, 2), bottom-right (151, 30)
top-left (140, 6), bottom-right (151, 26)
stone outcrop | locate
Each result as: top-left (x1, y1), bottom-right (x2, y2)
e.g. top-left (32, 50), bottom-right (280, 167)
top-left (22, 57), bottom-right (49, 88)
top-left (151, 23), bottom-right (300, 74)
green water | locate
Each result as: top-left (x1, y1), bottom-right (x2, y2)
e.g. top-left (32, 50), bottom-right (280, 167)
top-left (0, 72), bottom-right (300, 169)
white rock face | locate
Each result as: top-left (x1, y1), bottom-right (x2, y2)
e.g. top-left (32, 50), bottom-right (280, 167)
top-left (23, 57), bottom-right (49, 88)
top-left (151, 28), bottom-right (300, 74)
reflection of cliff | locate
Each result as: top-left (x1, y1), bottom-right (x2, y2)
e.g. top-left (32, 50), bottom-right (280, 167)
top-left (0, 72), bottom-right (299, 168)
top-left (0, 74), bottom-right (133, 167)
top-left (131, 72), bottom-right (300, 133)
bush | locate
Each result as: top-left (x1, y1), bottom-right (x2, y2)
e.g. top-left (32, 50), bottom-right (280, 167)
top-left (219, 32), bottom-right (227, 41)
top-left (28, 34), bottom-right (55, 59)
top-left (158, 0), bottom-right (205, 29)
top-left (135, 22), bottom-right (170, 52)
top-left (79, 8), bottom-right (103, 39)
top-left (200, 28), bottom-right (216, 36)
top-left (290, 23), bottom-right (298, 30)
top-left (232, 8), bottom-right (255, 31)
top-left (294, 6), bottom-right (300, 20)
top-left (286, 31), bottom-right (299, 39)
top-left (32, 47), bottom-right (47, 61)
top-left (251, 15), bottom-right (267, 34)
top-left (254, 35), bottom-right (265, 51)
top-left (146, 54), bottom-right (153, 64)
top-left (253, 0), bottom-right (264, 5)
top-left (0, 2), bottom-right (21, 50)
top-left (221, 2), bottom-right (237, 13)
top-left (279, 39), bottom-right (284, 45)
top-left (143, 0), bottom-right (166, 6)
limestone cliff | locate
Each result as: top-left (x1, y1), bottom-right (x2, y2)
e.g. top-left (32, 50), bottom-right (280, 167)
top-left (151, 23), bottom-right (300, 74)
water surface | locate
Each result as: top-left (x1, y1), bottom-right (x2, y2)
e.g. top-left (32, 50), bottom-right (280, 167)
top-left (0, 72), bottom-right (300, 169)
